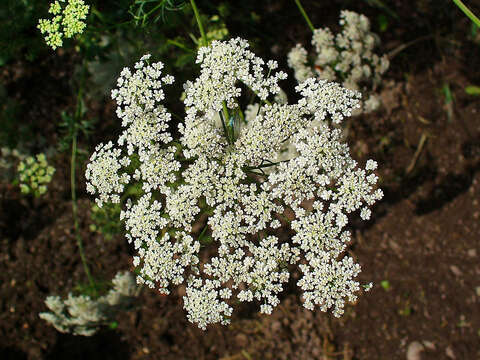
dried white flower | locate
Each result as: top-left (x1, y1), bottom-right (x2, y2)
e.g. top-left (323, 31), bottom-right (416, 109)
top-left (40, 272), bottom-right (139, 336)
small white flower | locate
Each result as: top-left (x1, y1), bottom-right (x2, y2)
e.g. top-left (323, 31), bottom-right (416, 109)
top-left (363, 282), bottom-right (373, 292)
top-left (366, 159), bottom-right (378, 171)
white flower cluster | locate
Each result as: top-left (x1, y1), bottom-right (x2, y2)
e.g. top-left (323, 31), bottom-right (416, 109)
top-left (39, 272), bottom-right (139, 336)
top-left (86, 38), bottom-right (382, 329)
top-left (38, 0), bottom-right (90, 50)
top-left (288, 10), bottom-right (389, 114)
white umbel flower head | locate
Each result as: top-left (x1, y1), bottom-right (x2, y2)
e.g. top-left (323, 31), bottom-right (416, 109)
top-left (86, 38), bottom-right (382, 330)
top-left (288, 10), bottom-right (389, 115)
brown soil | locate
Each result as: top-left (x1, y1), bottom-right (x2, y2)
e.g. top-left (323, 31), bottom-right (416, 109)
top-left (1, 1), bottom-right (480, 359)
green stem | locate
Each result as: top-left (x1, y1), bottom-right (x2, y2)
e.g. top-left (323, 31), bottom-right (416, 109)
top-left (222, 101), bottom-right (235, 143)
top-left (70, 62), bottom-right (95, 291)
top-left (91, 6), bottom-right (107, 23)
top-left (190, 0), bottom-right (207, 46)
top-left (452, 0), bottom-right (480, 27)
top-left (278, 213), bottom-right (291, 224)
top-left (197, 223), bottom-right (209, 244)
top-left (244, 159), bottom-right (289, 170)
top-left (167, 39), bottom-right (195, 53)
top-left (236, 104), bottom-right (245, 124)
top-left (71, 129), bottom-right (95, 290)
top-left (294, 0), bottom-right (315, 32)
top-left (219, 110), bottom-right (231, 145)
top-left (139, 0), bottom-right (169, 26)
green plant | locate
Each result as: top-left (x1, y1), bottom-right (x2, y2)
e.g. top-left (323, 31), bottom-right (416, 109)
top-left (17, 153), bottom-right (56, 197)
top-left (38, 0), bottom-right (90, 50)
top-left (128, 0), bottom-right (186, 27)
top-left (0, 0), bottom-right (47, 64)
top-left (465, 85), bottom-right (480, 95)
top-left (452, 0), bottom-right (480, 27)
top-left (380, 280), bottom-right (390, 291)
top-left (89, 202), bottom-right (123, 240)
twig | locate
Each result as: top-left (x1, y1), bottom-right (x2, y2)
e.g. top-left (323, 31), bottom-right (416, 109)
top-left (387, 35), bottom-right (434, 60)
top-left (406, 132), bottom-right (428, 174)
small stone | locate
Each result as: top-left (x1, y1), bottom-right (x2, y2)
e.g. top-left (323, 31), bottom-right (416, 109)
top-left (389, 240), bottom-right (401, 253)
top-left (422, 341), bottom-right (436, 351)
top-left (468, 249), bottom-right (477, 258)
top-left (450, 265), bottom-right (462, 277)
top-left (406, 341), bottom-right (424, 360)
top-left (445, 346), bottom-right (456, 359)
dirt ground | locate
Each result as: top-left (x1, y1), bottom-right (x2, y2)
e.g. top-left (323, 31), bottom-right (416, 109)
top-left (1, 1), bottom-right (480, 359)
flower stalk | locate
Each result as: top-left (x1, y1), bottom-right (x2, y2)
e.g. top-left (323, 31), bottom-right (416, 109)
top-left (190, 0), bottom-right (207, 46)
top-left (452, 0), bottom-right (480, 27)
top-left (294, 0), bottom-right (315, 32)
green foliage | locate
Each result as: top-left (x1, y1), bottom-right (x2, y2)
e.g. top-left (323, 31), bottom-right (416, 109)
top-left (363, 0), bottom-right (399, 20)
top-left (452, 0), bottom-right (480, 28)
top-left (17, 153), bottom-right (56, 197)
top-left (465, 85), bottom-right (480, 96)
top-left (90, 202), bottom-right (123, 240)
top-left (442, 83), bottom-right (454, 122)
top-left (58, 103), bottom-right (95, 153)
top-left (128, 0), bottom-right (186, 27)
top-left (0, 86), bottom-right (27, 149)
top-left (0, 0), bottom-right (47, 64)
top-left (73, 276), bottom-right (110, 298)
top-left (380, 280), bottom-right (391, 291)
top-left (377, 14), bottom-right (389, 32)
top-left (108, 321), bottom-right (118, 329)
top-left (205, 15), bottom-right (229, 43)
top-left (398, 302), bottom-right (412, 316)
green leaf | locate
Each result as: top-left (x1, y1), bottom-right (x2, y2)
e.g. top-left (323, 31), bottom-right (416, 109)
top-left (471, 23), bottom-right (478, 37)
top-left (377, 14), bottom-right (389, 32)
top-left (380, 280), bottom-right (390, 291)
top-left (465, 85), bottom-right (480, 96)
top-left (442, 83), bottom-right (453, 103)
top-left (108, 321), bottom-right (118, 330)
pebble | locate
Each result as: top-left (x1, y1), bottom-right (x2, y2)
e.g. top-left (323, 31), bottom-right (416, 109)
top-left (449, 265), bottom-right (462, 277)
top-left (445, 346), bottom-right (456, 359)
top-left (406, 341), bottom-right (424, 360)
top-left (389, 240), bottom-right (402, 253)
top-left (422, 341), bottom-right (436, 350)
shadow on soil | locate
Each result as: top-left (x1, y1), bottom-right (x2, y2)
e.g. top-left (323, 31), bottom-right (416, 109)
top-left (46, 330), bottom-right (130, 360)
